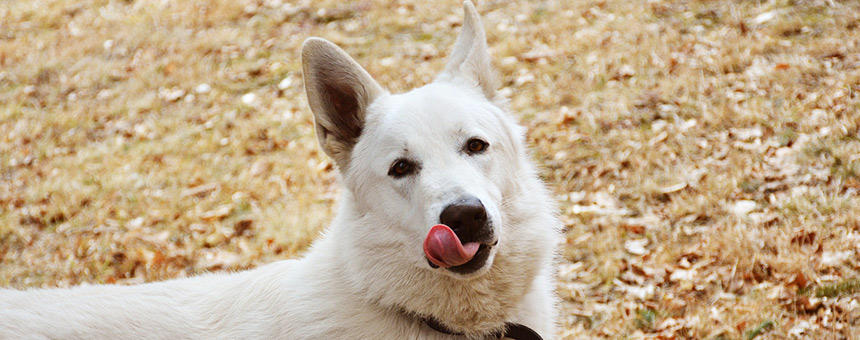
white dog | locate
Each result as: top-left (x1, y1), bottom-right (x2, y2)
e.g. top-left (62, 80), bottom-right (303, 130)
top-left (0, 2), bottom-right (559, 339)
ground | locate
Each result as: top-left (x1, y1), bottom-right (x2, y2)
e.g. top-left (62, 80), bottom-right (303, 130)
top-left (1, 0), bottom-right (858, 338)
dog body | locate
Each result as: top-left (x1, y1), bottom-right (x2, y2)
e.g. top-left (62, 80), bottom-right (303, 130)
top-left (0, 2), bottom-right (559, 339)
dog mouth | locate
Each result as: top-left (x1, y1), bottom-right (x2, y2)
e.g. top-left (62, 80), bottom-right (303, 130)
top-left (423, 224), bottom-right (495, 274)
top-left (444, 243), bottom-right (493, 274)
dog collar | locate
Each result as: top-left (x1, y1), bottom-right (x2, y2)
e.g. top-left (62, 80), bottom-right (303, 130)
top-left (421, 316), bottom-right (543, 340)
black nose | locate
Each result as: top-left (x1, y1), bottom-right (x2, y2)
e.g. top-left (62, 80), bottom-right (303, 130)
top-left (439, 196), bottom-right (491, 243)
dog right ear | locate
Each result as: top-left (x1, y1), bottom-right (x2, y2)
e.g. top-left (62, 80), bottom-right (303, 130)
top-left (302, 37), bottom-right (385, 171)
top-left (436, 1), bottom-right (499, 101)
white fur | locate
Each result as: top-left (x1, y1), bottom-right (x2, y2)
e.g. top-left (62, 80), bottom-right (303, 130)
top-left (0, 2), bottom-right (560, 339)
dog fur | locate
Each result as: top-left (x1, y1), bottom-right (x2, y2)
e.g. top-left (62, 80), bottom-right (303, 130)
top-left (0, 2), bottom-right (560, 339)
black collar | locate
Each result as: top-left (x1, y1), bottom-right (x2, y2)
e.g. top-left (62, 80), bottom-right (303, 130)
top-left (421, 316), bottom-right (543, 340)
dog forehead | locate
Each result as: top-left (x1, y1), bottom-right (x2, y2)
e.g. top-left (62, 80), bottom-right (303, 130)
top-left (366, 83), bottom-right (495, 142)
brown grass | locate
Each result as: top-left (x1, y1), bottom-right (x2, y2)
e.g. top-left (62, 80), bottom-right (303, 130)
top-left (1, 0), bottom-right (858, 338)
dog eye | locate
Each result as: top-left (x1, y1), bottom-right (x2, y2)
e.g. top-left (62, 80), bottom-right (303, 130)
top-left (465, 138), bottom-right (488, 155)
top-left (388, 159), bottom-right (417, 178)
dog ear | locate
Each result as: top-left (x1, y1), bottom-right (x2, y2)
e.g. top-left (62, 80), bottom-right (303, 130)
top-left (437, 1), bottom-right (499, 100)
top-left (302, 37), bottom-right (385, 170)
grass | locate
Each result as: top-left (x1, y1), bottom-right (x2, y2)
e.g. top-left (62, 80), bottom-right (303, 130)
top-left (814, 278), bottom-right (860, 298)
top-left (745, 320), bottom-right (776, 340)
top-left (1, 0), bottom-right (858, 338)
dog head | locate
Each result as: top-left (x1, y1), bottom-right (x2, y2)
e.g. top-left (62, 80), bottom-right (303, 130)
top-left (302, 1), bottom-right (527, 279)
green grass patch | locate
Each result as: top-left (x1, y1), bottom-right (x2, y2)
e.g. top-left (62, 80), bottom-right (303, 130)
top-left (635, 308), bottom-right (656, 330)
top-left (814, 278), bottom-right (860, 298)
top-left (745, 320), bottom-right (774, 340)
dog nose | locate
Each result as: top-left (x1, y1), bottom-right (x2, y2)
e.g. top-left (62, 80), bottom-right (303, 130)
top-left (439, 196), bottom-right (489, 240)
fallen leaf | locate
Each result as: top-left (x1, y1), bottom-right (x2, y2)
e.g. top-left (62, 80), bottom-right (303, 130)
top-left (819, 251), bottom-right (852, 267)
top-left (625, 238), bottom-right (649, 255)
top-left (787, 320), bottom-right (812, 337)
top-left (752, 11), bottom-right (778, 25)
top-left (199, 205), bottom-right (233, 221)
top-left (731, 200), bottom-right (757, 215)
top-left (790, 230), bottom-right (816, 246)
top-left (670, 269), bottom-right (696, 282)
top-left (181, 183), bottom-right (219, 198)
top-left (621, 224), bottom-right (646, 234)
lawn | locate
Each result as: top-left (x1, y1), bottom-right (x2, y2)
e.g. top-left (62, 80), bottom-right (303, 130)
top-left (1, 0), bottom-right (858, 338)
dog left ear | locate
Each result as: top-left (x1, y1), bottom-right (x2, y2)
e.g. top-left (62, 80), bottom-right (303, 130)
top-left (302, 37), bottom-right (385, 171)
top-left (436, 1), bottom-right (499, 101)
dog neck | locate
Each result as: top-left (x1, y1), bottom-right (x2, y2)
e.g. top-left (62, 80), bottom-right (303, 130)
top-left (409, 311), bottom-right (544, 340)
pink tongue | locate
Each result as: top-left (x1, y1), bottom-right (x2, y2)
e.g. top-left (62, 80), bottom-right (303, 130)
top-left (423, 224), bottom-right (480, 268)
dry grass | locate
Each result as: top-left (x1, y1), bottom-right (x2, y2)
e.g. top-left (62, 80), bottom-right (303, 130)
top-left (1, 0), bottom-right (858, 338)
